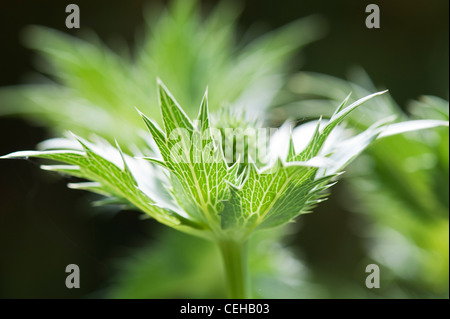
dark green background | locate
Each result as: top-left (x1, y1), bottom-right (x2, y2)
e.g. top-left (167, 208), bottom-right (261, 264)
top-left (0, 0), bottom-right (448, 298)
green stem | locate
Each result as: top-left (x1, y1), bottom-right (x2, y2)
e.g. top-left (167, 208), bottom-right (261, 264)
top-left (218, 239), bottom-right (250, 299)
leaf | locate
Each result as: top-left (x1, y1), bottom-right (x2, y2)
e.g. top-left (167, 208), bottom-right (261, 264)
top-left (157, 79), bottom-right (194, 133)
top-left (140, 82), bottom-right (241, 230)
top-left (1, 136), bottom-right (208, 238)
top-left (378, 120), bottom-right (449, 138)
top-left (293, 91), bottom-right (388, 162)
top-left (220, 159), bottom-right (335, 238)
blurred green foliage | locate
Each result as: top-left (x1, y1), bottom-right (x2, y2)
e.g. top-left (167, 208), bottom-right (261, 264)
top-left (0, 0), bottom-right (322, 149)
top-left (283, 70), bottom-right (449, 296)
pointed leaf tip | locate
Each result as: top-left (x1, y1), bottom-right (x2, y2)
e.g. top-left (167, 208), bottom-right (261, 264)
top-left (135, 107), bottom-right (145, 117)
top-left (378, 119), bottom-right (449, 138)
top-left (197, 87), bottom-right (211, 131)
top-left (157, 79), bottom-right (193, 132)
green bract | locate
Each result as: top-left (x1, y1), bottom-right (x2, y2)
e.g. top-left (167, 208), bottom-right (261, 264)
top-left (2, 82), bottom-right (448, 298)
top-left (3, 82), bottom-right (447, 243)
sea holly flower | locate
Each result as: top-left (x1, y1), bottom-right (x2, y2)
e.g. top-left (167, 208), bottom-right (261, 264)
top-left (2, 81), bottom-right (448, 298)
